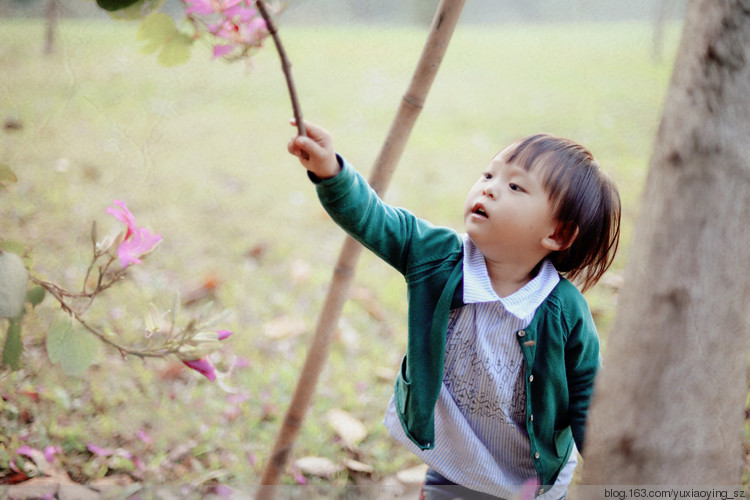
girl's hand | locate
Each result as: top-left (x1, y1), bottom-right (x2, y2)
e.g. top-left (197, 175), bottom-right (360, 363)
top-left (288, 119), bottom-right (341, 180)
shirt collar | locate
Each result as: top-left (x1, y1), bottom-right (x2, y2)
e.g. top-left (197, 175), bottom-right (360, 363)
top-left (462, 234), bottom-right (560, 319)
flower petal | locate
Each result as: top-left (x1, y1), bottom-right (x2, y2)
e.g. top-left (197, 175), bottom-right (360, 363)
top-left (213, 44), bottom-right (234, 58)
top-left (117, 227), bottom-right (162, 268)
top-left (217, 329), bottom-right (233, 341)
top-left (107, 200), bottom-right (137, 239)
top-left (87, 443), bottom-right (115, 457)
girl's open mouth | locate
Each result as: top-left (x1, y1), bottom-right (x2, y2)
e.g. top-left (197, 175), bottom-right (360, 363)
top-left (471, 203), bottom-right (488, 218)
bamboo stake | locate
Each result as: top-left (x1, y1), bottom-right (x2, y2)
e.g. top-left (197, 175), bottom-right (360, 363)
top-left (255, 1), bottom-right (466, 497)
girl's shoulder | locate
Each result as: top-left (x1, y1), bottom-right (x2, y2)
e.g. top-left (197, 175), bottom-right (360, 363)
top-left (540, 277), bottom-right (597, 332)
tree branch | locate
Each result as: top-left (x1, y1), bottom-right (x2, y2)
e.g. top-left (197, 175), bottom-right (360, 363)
top-left (255, 0), bottom-right (308, 152)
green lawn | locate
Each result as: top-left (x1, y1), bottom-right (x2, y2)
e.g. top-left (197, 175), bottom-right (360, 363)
top-left (0, 18), bottom-right (682, 493)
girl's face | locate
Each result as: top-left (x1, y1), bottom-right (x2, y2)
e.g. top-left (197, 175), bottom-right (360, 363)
top-left (463, 154), bottom-right (563, 261)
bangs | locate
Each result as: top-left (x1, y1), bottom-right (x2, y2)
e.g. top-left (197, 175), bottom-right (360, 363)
top-left (499, 133), bottom-right (600, 215)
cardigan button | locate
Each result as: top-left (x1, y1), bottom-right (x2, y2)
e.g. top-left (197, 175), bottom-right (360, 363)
top-left (518, 330), bottom-right (526, 337)
top-left (529, 414), bottom-right (534, 422)
top-left (529, 374), bottom-right (534, 382)
top-left (534, 452), bottom-right (540, 459)
top-left (539, 488), bottom-right (545, 494)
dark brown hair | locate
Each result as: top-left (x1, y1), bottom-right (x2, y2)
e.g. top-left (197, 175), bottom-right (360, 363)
top-left (501, 133), bottom-right (621, 292)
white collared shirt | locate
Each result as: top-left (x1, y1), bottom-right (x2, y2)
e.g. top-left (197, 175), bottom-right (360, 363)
top-left (384, 235), bottom-right (576, 498)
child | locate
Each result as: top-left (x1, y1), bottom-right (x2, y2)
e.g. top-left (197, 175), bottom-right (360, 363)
top-left (288, 120), bottom-right (620, 499)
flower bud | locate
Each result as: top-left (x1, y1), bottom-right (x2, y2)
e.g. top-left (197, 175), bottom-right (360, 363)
top-left (182, 358), bottom-right (216, 381)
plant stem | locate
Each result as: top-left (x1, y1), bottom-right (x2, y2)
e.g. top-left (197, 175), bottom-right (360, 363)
top-left (255, 1), bottom-right (308, 142)
top-left (28, 274), bottom-right (178, 359)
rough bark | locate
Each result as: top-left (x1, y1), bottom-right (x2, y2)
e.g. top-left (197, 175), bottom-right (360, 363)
top-left (582, 0), bottom-right (750, 484)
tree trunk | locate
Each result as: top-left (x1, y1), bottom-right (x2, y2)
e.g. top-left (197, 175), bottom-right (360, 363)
top-left (582, 0), bottom-right (750, 484)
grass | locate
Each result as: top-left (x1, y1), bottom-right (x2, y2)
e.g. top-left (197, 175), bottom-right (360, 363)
top-left (0, 17), bottom-right (683, 494)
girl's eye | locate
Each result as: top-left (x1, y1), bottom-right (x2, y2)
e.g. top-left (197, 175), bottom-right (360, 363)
top-left (482, 172), bottom-right (492, 180)
top-left (509, 183), bottom-right (523, 192)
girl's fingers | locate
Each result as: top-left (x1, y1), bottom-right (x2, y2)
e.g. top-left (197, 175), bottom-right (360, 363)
top-left (290, 118), bottom-right (328, 143)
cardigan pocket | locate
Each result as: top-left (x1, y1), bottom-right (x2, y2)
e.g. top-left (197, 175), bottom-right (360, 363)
top-left (394, 355), bottom-right (411, 414)
top-left (553, 427), bottom-right (573, 458)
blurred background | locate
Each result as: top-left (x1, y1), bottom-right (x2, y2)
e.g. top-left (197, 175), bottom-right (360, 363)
top-left (2, 0), bottom-right (689, 24)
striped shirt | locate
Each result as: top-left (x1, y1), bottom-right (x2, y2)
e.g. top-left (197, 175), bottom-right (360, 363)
top-left (384, 235), bottom-right (577, 498)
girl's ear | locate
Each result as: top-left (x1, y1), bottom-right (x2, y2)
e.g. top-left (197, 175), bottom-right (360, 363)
top-left (542, 221), bottom-right (579, 252)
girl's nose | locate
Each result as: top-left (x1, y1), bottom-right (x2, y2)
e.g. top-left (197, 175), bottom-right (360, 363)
top-left (482, 183), bottom-right (496, 198)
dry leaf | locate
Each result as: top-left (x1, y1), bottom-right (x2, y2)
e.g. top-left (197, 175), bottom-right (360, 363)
top-left (288, 259), bottom-right (312, 286)
top-left (294, 456), bottom-right (343, 478)
top-left (342, 458), bottom-right (374, 474)
top-left (262, 317), bottom-right (307, 340)
top-left (15, 448), bottom-right (71, 482)
top-left (326, 408), bottom-right (368, 447)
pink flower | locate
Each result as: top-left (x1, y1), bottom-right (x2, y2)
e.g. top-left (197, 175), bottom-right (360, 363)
top-left (213, 44), bottom-right (233, 58)
top-left (515, 478), bottom-right (540, 500)
top-left (184, 0), bottom-right (213, 15)
top-left (44, 445), bottom-right (61, 463)
top-left (182, 358), bottom-right (217, 381)
top-left (107, 200), bottom-right (162, 268)
top-left (107, 199), bottom-right (137, 239)
top-left (87, 443), bottom-right (115, 457)
top-left (180, 329), bottom-right (233, 381)
top-left (117, 226), bottom-right (162, 267)
top-left (136, 429), bottom-right (153, 445)
top-left (15, 445), bottom-right (38, 458)
top-left (183, 0), bottom-right (268, 60)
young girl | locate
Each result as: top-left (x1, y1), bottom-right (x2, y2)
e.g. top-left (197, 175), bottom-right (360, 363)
top-left (288, 120), bottom-right (620, 499)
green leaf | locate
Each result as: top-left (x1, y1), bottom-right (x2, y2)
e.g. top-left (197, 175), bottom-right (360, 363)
top-left (0, 251), bottom-right (28, 319)
top-left (0, 164), bottom-right (17, 191)
top-left (2, 316), bottom-right (23, 370)
top-left (105, 0), bottom-right (166, 20)
top-left (96, 0), bottom-right (141, 12)
top-left (137, 13), bottom-right (193, 66)
top-left (46, 317), bottom-right (99, 377)
top-left (137, 13), bottom-right (177, 54)
top-left (0, 240), bottom-right (25, 256)
top-left (26, 286), bottom-right (46, 308)
top-left (157, 32), bottom-right (193, 67)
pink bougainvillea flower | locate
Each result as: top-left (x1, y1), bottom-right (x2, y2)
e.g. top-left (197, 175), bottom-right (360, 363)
top-left (107, 200), bottom-right (162, 268)
top-left (182, 358), bottom-right (217, 381)
top-left (217, 329), bottom-right (233, 340)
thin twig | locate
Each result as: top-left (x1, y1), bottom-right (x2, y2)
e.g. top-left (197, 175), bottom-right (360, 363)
top-left (255, 0), bottom-right (308, 150)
